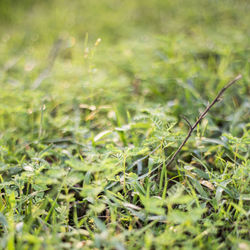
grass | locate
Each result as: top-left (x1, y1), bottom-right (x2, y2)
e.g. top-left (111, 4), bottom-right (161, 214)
top-left (0, 0), bottom-right (249, 249)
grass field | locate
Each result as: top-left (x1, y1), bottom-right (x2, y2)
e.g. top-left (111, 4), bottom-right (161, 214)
top-left (0, 0), bottom-right (249, 249)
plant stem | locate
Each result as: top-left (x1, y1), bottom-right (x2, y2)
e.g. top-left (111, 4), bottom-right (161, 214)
top-left (165, 74), bottom-right (242, 168)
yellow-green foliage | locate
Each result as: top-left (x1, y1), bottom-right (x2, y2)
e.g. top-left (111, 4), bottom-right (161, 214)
top-left (0, 0), bottom-right (249, 249)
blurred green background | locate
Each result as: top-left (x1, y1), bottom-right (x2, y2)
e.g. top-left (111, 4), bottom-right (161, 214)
top-left (0, 0), bottom-right (249, 152)
top-left (0, 0), bottom-right (249, 138)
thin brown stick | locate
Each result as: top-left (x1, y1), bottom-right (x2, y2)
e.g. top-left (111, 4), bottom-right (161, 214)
top-left (165, 74), bottom-right (242, 168)
top-left (180, 115), bottom-right (192, 129)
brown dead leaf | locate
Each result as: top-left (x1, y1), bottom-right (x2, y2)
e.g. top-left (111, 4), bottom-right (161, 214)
top-left (199, 180), bottom-right (215, 190)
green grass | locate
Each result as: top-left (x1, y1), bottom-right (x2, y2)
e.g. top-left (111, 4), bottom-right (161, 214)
top-left (0, 0), bottom-right (249, 249)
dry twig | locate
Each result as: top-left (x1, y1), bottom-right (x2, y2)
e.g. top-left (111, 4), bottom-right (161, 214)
top-left (165, 74), bottom-right (242, 168)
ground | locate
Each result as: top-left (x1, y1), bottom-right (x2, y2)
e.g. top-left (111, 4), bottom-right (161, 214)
top-left (0, 0), bottom-right (249, 249)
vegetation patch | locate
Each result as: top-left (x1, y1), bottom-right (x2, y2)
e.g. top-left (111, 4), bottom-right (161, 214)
top-left (0, 0), bottom-right (249, 249)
